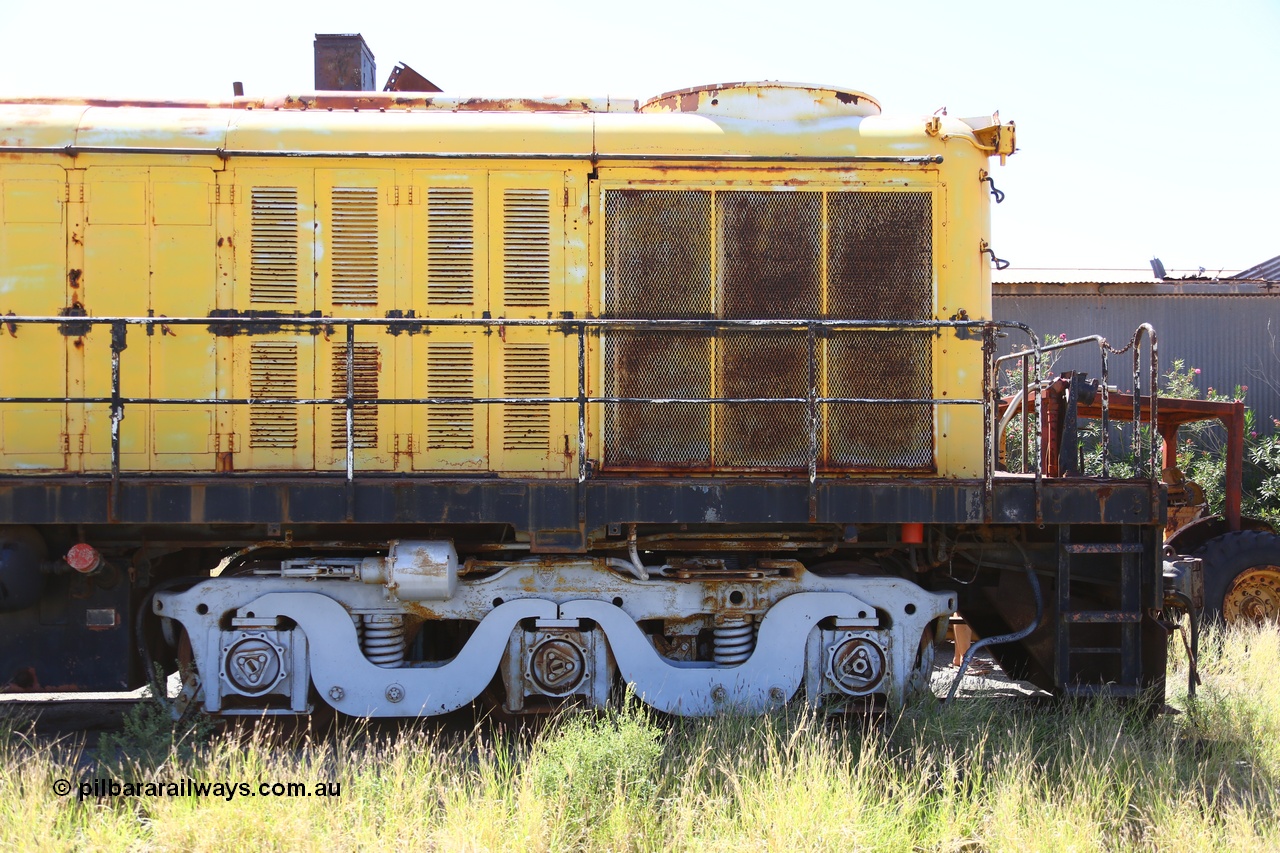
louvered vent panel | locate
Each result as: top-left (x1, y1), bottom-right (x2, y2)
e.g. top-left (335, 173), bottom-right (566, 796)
top-left (329, 343), bottom-right (380, 450)
top-left (250, 187), bottom-right (299, 304)
top-left (249, 342), bottom-right (298, 449)
top-left (427, 342), bottom-right (475, 449)
top-left (427, 187), bottom-right (475, 305)
top-left (502, 188), bottom-right (551, 306)
top-left (503, 344), bottom-right (551, 451)
top-left (330, 187), bottom-right (379, 305)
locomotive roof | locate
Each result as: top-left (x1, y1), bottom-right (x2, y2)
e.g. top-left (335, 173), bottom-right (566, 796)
top-left (0, 81), bottom-right (994, 162)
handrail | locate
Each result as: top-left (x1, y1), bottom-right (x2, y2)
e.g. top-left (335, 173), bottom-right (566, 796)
top-left (997, 325), bottom-right (1161, 503)
top-left (0, 315), bottom-right (1042, 522)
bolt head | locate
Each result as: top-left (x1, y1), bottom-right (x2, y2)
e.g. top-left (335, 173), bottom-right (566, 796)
top-left (711, 685), bottom-right (727, 702)
top-left (385, 684), bottom-right (405, 703)
top-left (328, 686), bottom-right (345, 701)
top-left (769, 686), bottom-right (786, 702)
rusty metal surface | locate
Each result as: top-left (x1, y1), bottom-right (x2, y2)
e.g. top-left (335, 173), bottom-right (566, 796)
top-left (0, 94), bottom-right (628, 112)
top-left (1223, 564), bottom-right (1280, 624)
top-left (1064, 542), bottom-right (1144, 554)
top-left (314, 34), bottom-right (376, 92)
top-left (0, 477), bottom-right (1161, 529)
top-left (600, 188), bottom-right (944, 474)
top-left (640, 82), bottom-right (881, 119)
top-left (382, 62), bottom-right (441, 93)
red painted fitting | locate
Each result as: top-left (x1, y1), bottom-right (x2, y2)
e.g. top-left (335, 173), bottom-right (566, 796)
top-left (66, 543), bottom-right (102, 574)
top-left (901, 523), bottom-right (924, 545)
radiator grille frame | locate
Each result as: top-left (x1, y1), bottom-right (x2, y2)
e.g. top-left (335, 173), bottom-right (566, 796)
top-left (601, 186), bottom-right (937, 473)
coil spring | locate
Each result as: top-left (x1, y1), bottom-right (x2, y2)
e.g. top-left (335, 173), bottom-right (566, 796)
top-left (361, 614), bottom-right (406, 668)
top-left (352, 613), bottom-right (364, 645)
top-left (713, 617), bottom-right (755, 666)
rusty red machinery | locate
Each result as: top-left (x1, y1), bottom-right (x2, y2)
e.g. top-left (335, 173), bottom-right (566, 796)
top-left (1009, 370), bottom-right (1278, 628)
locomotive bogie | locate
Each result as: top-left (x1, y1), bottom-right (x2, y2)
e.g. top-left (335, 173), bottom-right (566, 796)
top-left (153, 544), bottom-right (954, 716)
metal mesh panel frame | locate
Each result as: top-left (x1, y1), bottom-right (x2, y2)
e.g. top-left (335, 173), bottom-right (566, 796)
top-left (825, 330), bottom-right (935, 470)
top-left (600, 186), bottom-right (937, 473)
top-left (603, 331), bottom-right (713, 468)
top-left (714, 330), bottom-right (810, 468)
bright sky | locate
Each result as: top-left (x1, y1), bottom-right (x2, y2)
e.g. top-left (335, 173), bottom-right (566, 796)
top-left (2, 0), bottom-right (1276, 276)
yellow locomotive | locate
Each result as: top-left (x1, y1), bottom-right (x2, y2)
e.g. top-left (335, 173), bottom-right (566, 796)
top-left (0, 82), bottom-right (1170, 715)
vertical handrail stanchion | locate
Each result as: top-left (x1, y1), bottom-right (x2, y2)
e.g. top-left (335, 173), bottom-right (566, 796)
top-left (578, 322), bottom-right (587, 484)
top-left (109, 320), bottom-right (127, 519)
top-left (345, 322), bottom-right (356, 522)
top-left (1032, 334), bottom-right (1043, 524)
top-left (576, 322), bottom-right (589, 546)
top-left (1020, 352), bottom-right (1029, 473)
top-left (1148, 327), bottom-right (1159, 479)
top-left (982, 324), bottom-right (996, 523)
top-left (1099, 344), bottom-right (1110, 477)
top-left (1132, 330), bottom-right (1143, 467)
top-left (1141, 324), bottom-right (1159, 518)
top-left (806, 323), bottom-right (819, 523)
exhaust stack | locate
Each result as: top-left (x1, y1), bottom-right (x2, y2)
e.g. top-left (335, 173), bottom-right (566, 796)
top-left (314, 33), bottom-right (376, 91)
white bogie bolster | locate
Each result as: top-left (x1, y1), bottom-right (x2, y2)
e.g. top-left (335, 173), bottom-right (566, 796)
top-left (266, 594), bottom-right (557, 717)
top-left (565, 584), bottom-right (949, 715)
top-left (565, 593), bottom-right (855, 715)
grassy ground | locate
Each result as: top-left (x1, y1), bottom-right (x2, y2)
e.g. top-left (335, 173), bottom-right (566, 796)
top-left (2, 624), bottom-right (1279, 851)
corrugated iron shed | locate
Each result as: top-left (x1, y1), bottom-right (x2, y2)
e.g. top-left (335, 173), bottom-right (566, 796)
top-left (993, 280), bottom-right (1280, 434)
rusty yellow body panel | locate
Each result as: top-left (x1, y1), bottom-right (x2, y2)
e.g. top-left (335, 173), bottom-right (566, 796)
top-left (0, 82), bottom-right (1013, 479)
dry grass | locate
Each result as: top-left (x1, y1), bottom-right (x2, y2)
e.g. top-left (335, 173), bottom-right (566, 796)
top-left (2, 623), bottom-right (1279, 851)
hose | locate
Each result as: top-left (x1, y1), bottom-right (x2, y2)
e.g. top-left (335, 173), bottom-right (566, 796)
top-left (946, 541), bottom-right (1043, 702)
top-left (134, 576), bottom-right (202, 710)
top-left (626, 524), bottom-right (650, 581)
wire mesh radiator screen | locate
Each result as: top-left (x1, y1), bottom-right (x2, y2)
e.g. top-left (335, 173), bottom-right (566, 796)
top-left (602, 188), bottom-right (934, 471)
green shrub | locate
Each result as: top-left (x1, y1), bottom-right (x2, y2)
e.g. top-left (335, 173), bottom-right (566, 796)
top-left (526, 697), bottom-right (664, 846)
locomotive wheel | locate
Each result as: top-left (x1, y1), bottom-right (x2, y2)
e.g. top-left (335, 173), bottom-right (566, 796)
top-left (1195, 531), bottom-right (1280, 624)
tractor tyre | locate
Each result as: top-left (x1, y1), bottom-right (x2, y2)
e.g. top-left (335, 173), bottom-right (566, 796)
top-left (1194, 530), bottom-right (1280, 624)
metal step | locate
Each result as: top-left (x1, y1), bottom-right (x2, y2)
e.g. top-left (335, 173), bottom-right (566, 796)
top-left (1061, 610), bottom-right (1143, 624)
top-left (1061, 684), bottom-right (1144, 698)
top-left (1057, 525), bottom-right (1148, 694)
top-left (1064, 543), bottom-right (1145, 554)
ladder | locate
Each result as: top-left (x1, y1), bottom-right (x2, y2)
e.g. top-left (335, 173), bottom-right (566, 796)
top-left (1056, 525), bottom-right (1146, 697)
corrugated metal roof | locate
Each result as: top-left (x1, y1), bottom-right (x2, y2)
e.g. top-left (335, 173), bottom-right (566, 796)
top-left (992, 267), bottom-right (1162, 284)
top-left (1232, 254), bottom-right (1280, 282)
top-left (992, 267), bottom-right (1245, 285)
top-left (995, 280), bottom-right (1280, 297)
